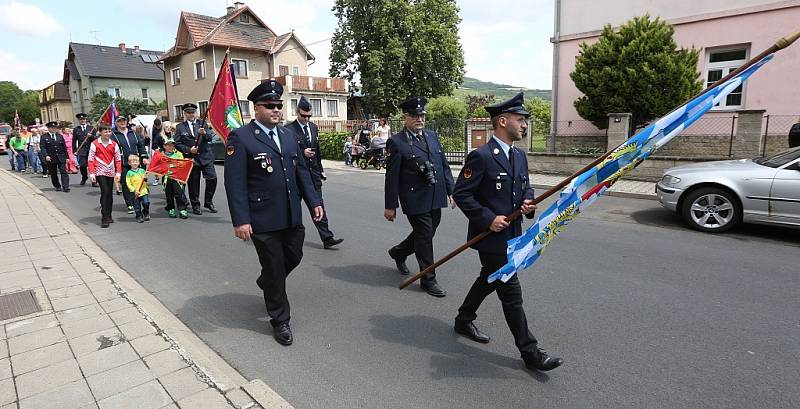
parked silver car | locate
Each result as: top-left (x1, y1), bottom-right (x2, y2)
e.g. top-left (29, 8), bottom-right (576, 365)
top-left (656, 147), bottom-right (800, 232)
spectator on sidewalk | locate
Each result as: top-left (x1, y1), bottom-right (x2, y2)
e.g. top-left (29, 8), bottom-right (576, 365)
top-left (343, 136), bottom-right (354, 166)
top-left (125, 154), bottom-right (150, 223)
top-left (27, 128), bottom-right (43, 174)
top-left (789, 118), bottom-right (800, 148)
top-left (5, 135), bottom-right (14, 171)
top-left (355, 120), bottom-right (371, 148)
top-left (88, 123), bottom-right (122, 228)
top-left (162, 138), bottom-right (189, 219)
top-left (8, 131), bottom-right (27, 172)
top-left (376, 118), bottom-right (391, 141)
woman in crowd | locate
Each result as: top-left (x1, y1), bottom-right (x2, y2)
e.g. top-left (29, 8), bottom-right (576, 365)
top-left (61, 127), bottom-right (78, 174)
top-left (376, 118), bottom-right (391, 141)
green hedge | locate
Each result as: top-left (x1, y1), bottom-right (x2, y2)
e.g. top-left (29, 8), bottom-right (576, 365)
top-left (318, 131), bottom-right (352, 161)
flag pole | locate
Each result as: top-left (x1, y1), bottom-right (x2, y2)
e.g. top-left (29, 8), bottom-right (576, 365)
top-left (75, 100), bottom-right (114, 155)
top-left (400, 31), bottom-right (800, 290)
top-left (195, 49), bottom-right (231, 148)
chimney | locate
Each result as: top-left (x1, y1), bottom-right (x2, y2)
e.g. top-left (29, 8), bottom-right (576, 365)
top-left (118, 43), bottom-right (126, 52)
top-left (234, 1), bottom-right (244, 9)
top-left (226, 5), bottom-right (235, 14)
top-left (133, 45), bottom-right (140, 54)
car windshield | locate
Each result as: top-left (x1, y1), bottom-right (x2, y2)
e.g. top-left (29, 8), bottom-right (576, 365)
top-left (0, 125), bottom-right (11, 134)
top-left (753, 147), bottom-right (800, 168)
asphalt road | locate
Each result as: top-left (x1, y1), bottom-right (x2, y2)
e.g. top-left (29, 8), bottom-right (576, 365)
top-left (17, 164), bottom-right (800, 409)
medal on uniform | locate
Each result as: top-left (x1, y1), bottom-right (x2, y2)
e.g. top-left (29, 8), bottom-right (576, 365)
top-left (496, 182), bottom-right (502, 190)
top-left (493, 148), bottom-right (500, 155)
top-left (266, 157), bottom-right (273, 173)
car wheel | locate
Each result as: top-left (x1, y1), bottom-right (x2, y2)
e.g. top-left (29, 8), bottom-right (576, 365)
top-left (681, 187), bottom-right (741, 233)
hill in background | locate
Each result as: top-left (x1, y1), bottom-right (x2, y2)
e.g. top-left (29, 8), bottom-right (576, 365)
top-left (455, 77), bottom-right (551, 101)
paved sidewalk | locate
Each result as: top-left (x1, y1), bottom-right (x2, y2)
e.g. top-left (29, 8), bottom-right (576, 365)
top-left (0, 169), bottom-right (292, 409)
top-left (322, 159), bottom-right (657, 200)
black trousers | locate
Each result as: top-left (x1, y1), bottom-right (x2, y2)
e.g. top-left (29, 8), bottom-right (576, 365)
top-left (164, 180), bottom-right (188, 211)
top-left (456, 251), bottom-right (538, 353)
top-left (187, 161), bottom-right (217, 208)
top-left (305, 185), bottom-right (334, 242)
top-left (120, 166), bottom-right (133, 207)
top-left (47, 162), bottom-right (70, 189)
top-left (252, 226), bottom-right (305, 326)
top-left (391, 209), bottom-right (442, 285)
top-left (96, 175), bottom-right (114, 220)
top-left (78, 155), bottom-right (88, 182)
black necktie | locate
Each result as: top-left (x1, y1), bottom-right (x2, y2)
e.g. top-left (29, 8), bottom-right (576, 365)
top-left (269, 130), bottom-right (280, 153)
top-left (508, 147), bottom-right (515, 171)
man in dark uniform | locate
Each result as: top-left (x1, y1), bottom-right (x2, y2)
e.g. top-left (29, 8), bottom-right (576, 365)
top-left (73, 113), bottom-right (95, 186)
top-left (452, 92), bottom-right (563, 372)
top-left (40, 121), bottom-right (71, 192)
top-left (176, 103), bottom-right (218, 215)
top-left (286, 96), bottom-right (344, 249)
top-left (384, 96), bottom-right (455, 297)
top-left (224, 80), bottom-right (323, 346)
top-left (112, 116), bottom-right (149, 213)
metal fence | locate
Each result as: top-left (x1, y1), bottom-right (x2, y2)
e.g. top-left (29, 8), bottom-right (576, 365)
top-left (384, 118), bottom-right (467, 164)
top-left (761, 115), bottom-right (798, 155)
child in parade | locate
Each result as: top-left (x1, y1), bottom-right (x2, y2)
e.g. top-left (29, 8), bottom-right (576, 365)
top-left (87, 123), bottom-right (121, 228)
top-left (125, 154), bottom-right (150, 223)
top-left (343, 136), bottom-right (354, 166)
top-left (162, 138), bottom-right (189, 219)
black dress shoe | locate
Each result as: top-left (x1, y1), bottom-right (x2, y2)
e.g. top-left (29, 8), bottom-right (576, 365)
top-left (101, 219), bottom-right (110, 228)
top-left (273, 322), bottom-right (293, 346)
top-left (323, 237), bottom-right (344, 249)
top-left (80, 180), bottom-right (86, 186)
top-left (204, 203), bottom-right (218, 213)
top-left (454, 320), bottom-right (490, 343)
top-left (62, 188), bottom-right (70, 192)
top-left (421, 282), bottom-right (446, 298)
top-left (388, 249), bottom-right (411, 275)
top-left (54, 187), bottom-right (62, 192)
top-left (192, 207), bottom-right (202, 215)
top-left (522, 348), bottom-right (563, 372)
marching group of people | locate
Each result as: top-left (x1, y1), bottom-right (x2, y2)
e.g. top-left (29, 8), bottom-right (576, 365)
top-left (223, 80), bottom-right (562, 372)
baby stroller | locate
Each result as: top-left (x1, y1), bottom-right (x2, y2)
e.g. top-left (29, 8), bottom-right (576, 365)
top-left (359, 147), bottom-right (386, 170)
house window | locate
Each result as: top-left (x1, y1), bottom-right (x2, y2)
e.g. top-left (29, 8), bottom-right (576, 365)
top-left (310, 98), bottom-right (322, 117)
top-left (171, 67), bottom-right (181, 85)
top-left (705, 47), bottom-right (747, 109)
top-left (141, 88), bottom-right (149, 99)
top-left (327, 100), bottom-right (338, 117)
top-left (72, 91), bottom-right (77, 102)
top-left (240, 14), bottom-right (250, 24)
top-left (292, 65), bottom-right (300, 75)
top-left (198, 100), bottom-right (209, 116)
top-left (107, 87), bottom-right (120, 98)
top-left (291, 98), bottom-right (298, 113)
top-left (279, 65), bottom-right (289, 76)
top-left (194, 60), bottom-right (206, 80)
top-left (239, 100), bottom-right (251, 117)
top-left (82, 88), bottom-right (88, 99)
top-left (174, 105), bottom-right (183, 120)
top-left (232, 59), bottom-right (248, 78)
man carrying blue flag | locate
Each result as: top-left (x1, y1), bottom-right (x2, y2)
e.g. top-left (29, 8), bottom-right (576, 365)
top-left (452, 92), bottom-right (563, 372)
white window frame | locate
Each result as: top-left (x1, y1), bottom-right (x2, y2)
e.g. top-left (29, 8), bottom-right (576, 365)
top-left (194, 59), bottom-right (206, 80)
top-left (232, 58), bottom-right (248, 78)
top-left (239, 100), bottom-right (251, 117)
top-left (174, 105), bottom-right (183, 121)
top-left (82, 88), bottom-right (88, 99)
top-left (171, 67), bottom-right (181, 86)
top-left (141, 88), bottom-right (149, 99)
top-left (327, 99), bottom-right (338, 117)
top-left (310, 98), bottom-right (323, 117)
top-left (107, 87), bottom-right (120, 98)
top-left (705, 46), bottom-right (748, 110)
top-left (198, 100), bottom-right (209, 117)
top-left (290, 98), bottom-right (298, 113)
top-left (291, 65), bottom-right (300, 75)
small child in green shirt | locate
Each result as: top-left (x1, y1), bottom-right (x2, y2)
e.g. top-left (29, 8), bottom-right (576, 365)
top-left (125, 154), bottom-right (150, 223)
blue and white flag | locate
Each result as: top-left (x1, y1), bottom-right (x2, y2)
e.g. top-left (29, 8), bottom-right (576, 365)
top-left (488, 54), bottom-right (774, 283)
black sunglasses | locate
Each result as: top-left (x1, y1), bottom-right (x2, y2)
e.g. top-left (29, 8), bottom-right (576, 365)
top-left (299, 113), bottom-right (312, 118)
top-left (256, 103), bottom-right (283, 110)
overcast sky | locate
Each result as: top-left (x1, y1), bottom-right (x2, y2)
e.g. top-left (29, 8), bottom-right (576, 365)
top-left (0, 0), bottom-right (554, 91)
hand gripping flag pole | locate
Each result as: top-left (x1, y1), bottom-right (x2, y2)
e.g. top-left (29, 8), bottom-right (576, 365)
top-left (400, 31), bottom-right (800, 290)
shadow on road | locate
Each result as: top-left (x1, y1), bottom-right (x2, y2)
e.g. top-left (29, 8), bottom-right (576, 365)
top-left (368, 314), bottom-right (549, 382)
top-left (176, 292), bottom-right (267, 335)
top-left (322, 264), bottom-right (405, 288)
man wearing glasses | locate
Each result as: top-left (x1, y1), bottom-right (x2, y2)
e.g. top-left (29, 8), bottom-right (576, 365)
top-left (384, 96), bottom-right (455, 298)
top-left (224, 80), bottom-right (323, 346)
top-left (287, 96), bottom-right (344, 249)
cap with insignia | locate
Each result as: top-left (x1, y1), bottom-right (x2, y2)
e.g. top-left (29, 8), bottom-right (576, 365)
top-left (181, 103), bottom-right (198, 113)
top-left (115, 116), bottom-right (127, 123)
top-left (247, 80), bottom-right (284, 102)
top-left (75, 113), bottom-right (87, 119)
top-left (297, 95), bottom-right (312, 114)
top-left (45, 121), bottom-right (58, 128)
top-left (484, 92), bottom-right (530, 118)
top-left (399, 96), bottom-right (427, 115)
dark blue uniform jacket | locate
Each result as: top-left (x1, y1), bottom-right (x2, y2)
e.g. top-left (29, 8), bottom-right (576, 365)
top-left (286, 120), bottom-right (324, 189)
top-left (224, 121), bottom-right (321, 233)
top-left (175, 120), bottom-right (216, 166)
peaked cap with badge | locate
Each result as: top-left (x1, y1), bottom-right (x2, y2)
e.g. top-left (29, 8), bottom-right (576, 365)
top-left (399, 96), bottom-right (427, 115)
top-left (248, 80), bottom-right (284, 102)
top-left (484, 92), bottom-right (530, 118)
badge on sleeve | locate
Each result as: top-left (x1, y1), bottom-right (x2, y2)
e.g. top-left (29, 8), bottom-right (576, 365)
top-left (226, 146), bottom-right (235, 156)
top-left (462, 168), bottom-right (473, 179)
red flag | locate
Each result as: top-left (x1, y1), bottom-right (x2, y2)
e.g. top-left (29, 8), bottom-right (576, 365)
top-left (98, 100), bottom-right (119, 127)
top-left (206, 52), bottom-right (243, 143)
top-left (146, 150), bottom-right (194, 184)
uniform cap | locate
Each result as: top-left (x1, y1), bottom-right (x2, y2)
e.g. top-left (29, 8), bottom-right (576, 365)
top-left (484, 92), bottom-right (530, 118)
top-left (399, 96), bottom-right (427, 115)
top-left (247, 80), bottom-right (283, 102)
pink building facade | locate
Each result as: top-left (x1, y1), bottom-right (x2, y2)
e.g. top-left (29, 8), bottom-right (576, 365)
top-left (551, 1), bottom-right (800, 139)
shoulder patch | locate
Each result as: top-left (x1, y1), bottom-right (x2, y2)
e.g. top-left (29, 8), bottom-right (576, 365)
top-left (226, 146), bottom-right (235, 156)
top-left (463, 168), bottom-right (473, 179)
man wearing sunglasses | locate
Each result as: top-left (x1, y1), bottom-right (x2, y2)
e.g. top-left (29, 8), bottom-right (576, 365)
top-left (287, 96), bottom-right (344, 250)
top-left (224, 80), bottom-right (323, 346)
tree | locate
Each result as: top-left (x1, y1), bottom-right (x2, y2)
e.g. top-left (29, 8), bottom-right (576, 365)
top-left (88, 91), bottom-right (156, 122)
top-left (0, 81), bottom-right (40, 125)
top-left (17, 91), bottom-right (40, 125)
top-left (525, 97), bottom-right (551, 137)
top-left (570, 15), bottom-right (702, 129)
top-left (426, 96), bottom-right (467, 121)
top-left (330, 0), bottom-right (465, 117)
top-left (464, 94), bottom-right (495, 118)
